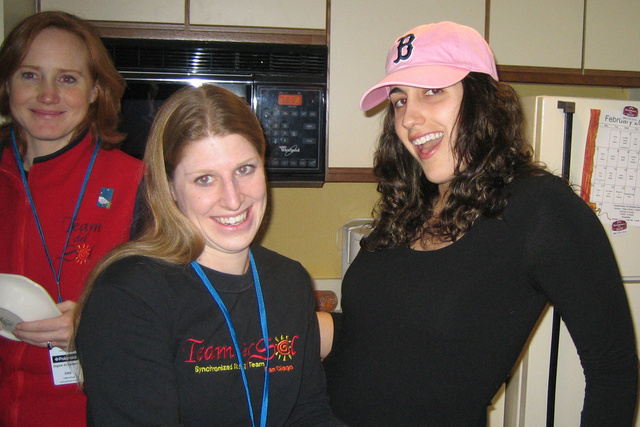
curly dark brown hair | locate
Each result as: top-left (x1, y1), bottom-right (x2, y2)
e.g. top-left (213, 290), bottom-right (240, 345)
top-left (363, 72), bottom-right (542, 251)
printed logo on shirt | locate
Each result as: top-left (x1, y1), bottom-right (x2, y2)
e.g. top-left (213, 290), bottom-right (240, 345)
top-left (184, 334), bottom-right (299, 375)
top-left (57, 242), bottom-right (96, 266)
top-left (74, 243), bottom-right (93, 264)
top-left (273, 335), bottom-right (294, 360)
top-left (62, 217), bottom-right (103, 264)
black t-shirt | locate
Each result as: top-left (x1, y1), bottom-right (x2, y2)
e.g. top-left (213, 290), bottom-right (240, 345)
top-left (77, 244), bottom-right (345, 426)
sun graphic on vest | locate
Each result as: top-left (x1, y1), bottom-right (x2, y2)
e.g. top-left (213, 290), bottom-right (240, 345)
top-left (75, 244), bottom-right (92, 264)
top-left (274, 335), bottom-right (294, 361)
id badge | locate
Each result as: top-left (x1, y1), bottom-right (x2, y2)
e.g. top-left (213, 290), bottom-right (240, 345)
top-left (49, 347), bottom-right (83, 385)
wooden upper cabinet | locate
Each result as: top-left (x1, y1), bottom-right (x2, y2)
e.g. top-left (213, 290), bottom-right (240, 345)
top-left (327, 0), bottom-right (486, 169)
top-left (189, 0), bottom-right (326, 29)
top-left (488, 0), bottom-right (584, 69)
top-left (583, 0), bottom-right (640, 72)
top-left (40, 0), bottom-right (185, 23)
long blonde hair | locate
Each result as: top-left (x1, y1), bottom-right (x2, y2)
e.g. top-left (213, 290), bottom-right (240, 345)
top-left (74, 84), bottom-right (266, 334)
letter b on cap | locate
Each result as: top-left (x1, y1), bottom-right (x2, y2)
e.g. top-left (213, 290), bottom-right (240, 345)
top-left (394, 34), bottom-right (415, 64)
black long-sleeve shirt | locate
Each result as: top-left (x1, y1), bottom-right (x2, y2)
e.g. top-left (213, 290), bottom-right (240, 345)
top-left (77, 244), bottom-right (345, 426)
top-left (324, 173), bottom-right (638, 426)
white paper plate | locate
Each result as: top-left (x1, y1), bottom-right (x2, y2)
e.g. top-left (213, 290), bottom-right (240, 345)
top-left (0, 274), bottom-right (61, 341)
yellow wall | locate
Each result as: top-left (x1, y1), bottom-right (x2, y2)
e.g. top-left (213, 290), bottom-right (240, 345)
top-left (259, 84), bottom-right (634, 280)
top-left (257, 183), bottom-right (379, 279)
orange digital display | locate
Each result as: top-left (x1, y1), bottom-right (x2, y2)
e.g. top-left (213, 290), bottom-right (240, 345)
top-left (278, 94), bottom-right (303, 106)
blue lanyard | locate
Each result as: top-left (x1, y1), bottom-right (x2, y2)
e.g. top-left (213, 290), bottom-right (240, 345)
top-left (190, 251), bottom-right (269, 427)
top-left (10, 129), bottom-right (99, 303)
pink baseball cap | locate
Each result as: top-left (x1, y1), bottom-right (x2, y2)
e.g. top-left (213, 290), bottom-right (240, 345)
top-left (360, 21), bottom-right (499, 111)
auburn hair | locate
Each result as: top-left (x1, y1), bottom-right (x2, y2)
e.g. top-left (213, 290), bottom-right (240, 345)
top-left (0, 11), bottom-right (125, 154)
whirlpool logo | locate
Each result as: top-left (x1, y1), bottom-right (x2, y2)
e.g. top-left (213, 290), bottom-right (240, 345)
top-left (278, 145), bottom-right (301, 157)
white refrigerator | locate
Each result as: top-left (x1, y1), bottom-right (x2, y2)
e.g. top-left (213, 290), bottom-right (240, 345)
top-left (499, 96), bottom-right (640, 426)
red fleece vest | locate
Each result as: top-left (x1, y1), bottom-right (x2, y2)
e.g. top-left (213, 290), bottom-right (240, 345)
top-left (0, 132), bottom-right (143, 427)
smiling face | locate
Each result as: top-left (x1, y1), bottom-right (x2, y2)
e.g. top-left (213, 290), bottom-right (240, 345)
top-left (9, 27), bottom-right (97, 156)
top-left (390, 82), bottom-right (464, 195)
top-left (170, 134), bottom-right (267, 271)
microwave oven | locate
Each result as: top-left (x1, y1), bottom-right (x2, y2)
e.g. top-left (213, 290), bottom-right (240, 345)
top-left (101, 38), bottom-right (328, 185)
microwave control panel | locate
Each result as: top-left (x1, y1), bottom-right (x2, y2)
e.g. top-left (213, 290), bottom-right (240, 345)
top-left (255, 85), bottom-right (325, 182)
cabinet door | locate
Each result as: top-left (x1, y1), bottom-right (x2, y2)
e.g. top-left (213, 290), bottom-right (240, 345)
top-left (489, 0), bottom-right (583, 69)
top-left (40, 0), bottom-right (184, 24)
top-left (190, 0), bottom-right (326, 29)
top-left (328, 0), bottom-right (486, 168)
top-left (3, 0), bottom-right (36, 42)
top-left (584, 0), bottom-right (640, 72)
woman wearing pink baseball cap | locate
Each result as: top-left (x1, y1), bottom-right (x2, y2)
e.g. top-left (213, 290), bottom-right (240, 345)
top-left (320, 21), bottom-right (638, 425)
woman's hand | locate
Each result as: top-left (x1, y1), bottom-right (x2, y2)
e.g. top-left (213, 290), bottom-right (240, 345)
top-left (12, 300), bottom-right (77, 351)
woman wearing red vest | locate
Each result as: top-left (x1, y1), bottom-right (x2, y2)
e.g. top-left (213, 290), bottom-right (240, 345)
top-left (0, 11), bottom-right (143, 426)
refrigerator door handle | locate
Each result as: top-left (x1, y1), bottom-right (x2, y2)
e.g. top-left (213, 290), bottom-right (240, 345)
top-left (557, 101), bottom-right (576, 181)
top-left (545, 101), bottom-right (576, 427)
